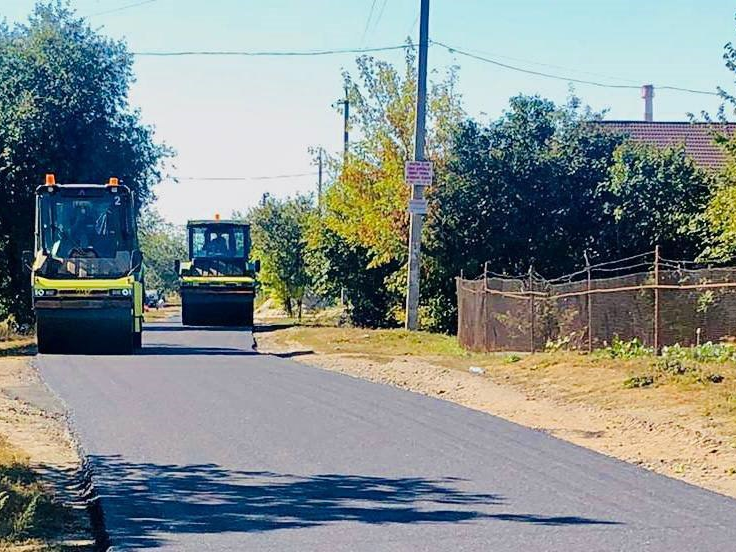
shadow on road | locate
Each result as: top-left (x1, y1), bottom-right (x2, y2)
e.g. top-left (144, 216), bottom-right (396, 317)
top-left (136, 345), bottom-right (257, 356)
top-left (88, 455), bottom-right (619, 548)
top-left (143, 324), bottom-right (252, 333)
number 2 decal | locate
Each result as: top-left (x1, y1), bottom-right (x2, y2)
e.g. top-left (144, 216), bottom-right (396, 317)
top-left (114, 196), bottom-right (121, 206)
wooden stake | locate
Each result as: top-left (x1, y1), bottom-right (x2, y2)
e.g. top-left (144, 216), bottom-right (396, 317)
top-left (529, 265), bottom-right (535, 353)
top-left (653, 245), bottom-right (660, 354)
top-left (584, 250), bottom-right (592, 354)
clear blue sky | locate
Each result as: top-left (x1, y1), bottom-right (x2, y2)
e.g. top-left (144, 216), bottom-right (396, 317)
top-left (5, 0), bottom-right (735, 224)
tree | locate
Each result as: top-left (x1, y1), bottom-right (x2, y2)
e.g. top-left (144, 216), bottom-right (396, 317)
top-left (423, 96), bottom-right (623, 331)
top-left (598, 142), bottom-right (712, 260)
top-left (697, 20), bottom-right (736, 260)
top-left (246, 195), bottom-right (314, 318)
top-left (0, 2), bottom-right (170, 321)
top-left (313, 48), bottom-right (463, 326)
top-left (138, 209), bottom-right (186, 297)
top-left (306, 223), bottom-right (400, 328)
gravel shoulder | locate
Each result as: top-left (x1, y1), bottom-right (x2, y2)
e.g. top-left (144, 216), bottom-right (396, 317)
top-left (256, 323), bottom-right (736, 499)
top-left (0, 340), bottom-right (93, 551)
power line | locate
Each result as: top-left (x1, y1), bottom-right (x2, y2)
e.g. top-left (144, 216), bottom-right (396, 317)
top-left (371, 0), bottom-right (390, 37)
top-left (436, 41), bottom-right (642, 85)
top-left (360, 0), bottom-right (379, 47)
top-left (171, 172), bottom-right (318, 181)
top-left (86, 0), bottom-right (157, 17)
top-left (432, 40), bottom-right (720, 97)
top-left (132, 44), bottom-right (410, 57)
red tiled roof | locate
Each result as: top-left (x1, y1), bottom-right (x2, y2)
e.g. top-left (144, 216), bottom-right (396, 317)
top-left (598, 121), bottom-right (736, 170)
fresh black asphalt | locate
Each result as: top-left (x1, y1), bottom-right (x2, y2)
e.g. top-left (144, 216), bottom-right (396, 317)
top-left (36, 320), bottom-right (736, 550)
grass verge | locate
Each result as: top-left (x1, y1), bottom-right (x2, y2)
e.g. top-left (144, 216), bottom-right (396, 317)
top-left (0, 436), bottom-right (85, 551)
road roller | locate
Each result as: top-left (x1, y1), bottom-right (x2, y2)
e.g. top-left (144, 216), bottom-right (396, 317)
top-left (176, 217), bottom-right (259, 327)
top-left (26, 175), bottom-right (144, 354)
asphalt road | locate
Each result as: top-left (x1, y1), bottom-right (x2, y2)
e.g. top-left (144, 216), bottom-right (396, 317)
top-left (36, 319), bottom-right (736, 551)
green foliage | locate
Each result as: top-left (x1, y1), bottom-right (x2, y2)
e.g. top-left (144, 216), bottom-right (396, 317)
top-left (0, 2), bottom-right (171, 322)
top-left (601, 336), bottom-right (653, 359)
top-left (545, 335), bottom-right (573, 352)
top-left (424, 96), bottom-right (623, 332)
top-left (314, 48), bottom-right (463, 327)
top-left (306, 223), bottom-right (400, 328)
top-left (599, 142), bottom-right (712, 258)
top-left (246, 195), bottom-right (314, 318)
top-left (623, 374), bottom-right (655, 388)
top-left (139, 208), bottom-right (186, 296)
top-left (661, 341), bottom-right (736, 363)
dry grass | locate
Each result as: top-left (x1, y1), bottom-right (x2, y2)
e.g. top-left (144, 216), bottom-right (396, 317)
top-left (0, 437), bottom-right (87, 551)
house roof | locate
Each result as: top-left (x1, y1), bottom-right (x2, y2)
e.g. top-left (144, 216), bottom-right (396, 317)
top-left (598, 121), bottom-right (736, 170)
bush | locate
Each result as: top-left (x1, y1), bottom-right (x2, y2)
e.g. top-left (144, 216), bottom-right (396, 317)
top-left (623, 375), bottom-right (655, 388)
top-left (602, 336), bottom-right (653, 359)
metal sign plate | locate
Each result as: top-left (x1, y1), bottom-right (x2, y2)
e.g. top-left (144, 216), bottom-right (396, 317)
top-left (405, 161), bottom-right (433, 187)
top-left (408, 199), bottom-right (428, 215)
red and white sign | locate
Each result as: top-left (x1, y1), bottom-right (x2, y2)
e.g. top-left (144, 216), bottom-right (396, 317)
top-left (405, 161), bottom-right (433, 187)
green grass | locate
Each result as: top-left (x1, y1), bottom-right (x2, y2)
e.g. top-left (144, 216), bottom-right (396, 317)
top-left (0, 437), bottom-right (87, 551)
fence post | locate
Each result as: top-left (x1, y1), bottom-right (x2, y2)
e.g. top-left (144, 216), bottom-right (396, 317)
top-left (584, 250), bottom-right (592, 353)
top-left (653, 245), bottom-right (660, 354)
top-left (482, 262), bottom-right (488, 351)
top-left (529, 265), bottom-right (535, 353)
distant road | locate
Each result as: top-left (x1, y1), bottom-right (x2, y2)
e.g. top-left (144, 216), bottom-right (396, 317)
top-left (36, 319), bottom-right (736, 551)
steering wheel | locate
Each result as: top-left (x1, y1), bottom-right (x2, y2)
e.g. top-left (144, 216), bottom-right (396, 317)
top-left (68, 246), bottom-right (99, 258)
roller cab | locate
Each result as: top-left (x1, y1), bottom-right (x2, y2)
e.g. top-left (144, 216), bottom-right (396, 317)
top-left (28, 176), bottom-right (144, 354)
top-left (177, 218), bottom-right (259, 327)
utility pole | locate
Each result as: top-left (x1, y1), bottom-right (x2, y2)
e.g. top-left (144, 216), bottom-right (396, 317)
top-left (337, 86), bottom-right (350, 158)
top-left (405, 0), bottom-right (429, 330)
top-left (317, 147), bottom-right (323, 211)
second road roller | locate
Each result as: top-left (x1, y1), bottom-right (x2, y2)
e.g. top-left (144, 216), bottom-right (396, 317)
top-left (176, 216), bottom-right (259, 327)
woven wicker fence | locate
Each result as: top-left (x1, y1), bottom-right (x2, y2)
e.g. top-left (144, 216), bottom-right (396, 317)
top-left (457, 248), bottom-right (736, 353)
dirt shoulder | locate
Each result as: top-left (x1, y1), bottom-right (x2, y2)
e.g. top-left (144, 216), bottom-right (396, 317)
top-left (0, 340), bottom-right (93, 551)
top-left (256, 322), bottom-right (736, 499)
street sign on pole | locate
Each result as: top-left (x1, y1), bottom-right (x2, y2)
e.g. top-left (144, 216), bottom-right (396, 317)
top-left (408, 199), bottom-right (428, 215)
top-left (405, 160), bottom-right (433, 187)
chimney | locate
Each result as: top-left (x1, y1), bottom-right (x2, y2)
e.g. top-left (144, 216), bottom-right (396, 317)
top-left (641, 84), bottom-right (654, 122)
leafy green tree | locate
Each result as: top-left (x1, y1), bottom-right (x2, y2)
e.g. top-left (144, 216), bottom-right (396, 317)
top-left (246, 195), bottom-right (314, 318)
top-left (697, 21), bottom-right (736, 260)
top-left (423, 96), bottom-right (623, 331)
top-left (306, 223), bottom-right (400, 328)
top-left (0, 2), bottom-right (170, 321)
top-left (599, 142), bottom-right (712, 259)
top-left (138, 209), bottom-right (186, 297)
top-left (314, 48), bottom-right (463, 326)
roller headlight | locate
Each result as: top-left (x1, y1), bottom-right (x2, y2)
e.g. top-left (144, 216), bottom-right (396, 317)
top-left (34, 288), bottom-right (45, 297)
top-left (110, 288), bottom-right (131, 297)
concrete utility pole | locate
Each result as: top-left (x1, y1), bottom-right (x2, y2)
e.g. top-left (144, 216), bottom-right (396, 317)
top-left (317, 148), bottom-right (323, 210)
top-left (337, 86), bottom-right (350, 158)
top-left (405, 0), bottom-right (430, 330)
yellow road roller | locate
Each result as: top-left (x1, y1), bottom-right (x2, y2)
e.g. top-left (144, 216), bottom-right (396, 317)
top-left (176, 217), bottom-right (259, 327)
top-left (25, 175), bottom-right (144, 354)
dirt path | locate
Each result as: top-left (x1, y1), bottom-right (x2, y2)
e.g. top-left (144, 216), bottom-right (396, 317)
top-left (0, 341), bottom-right (93, 551)
top-left (257, 325), bottom-right (736, 499)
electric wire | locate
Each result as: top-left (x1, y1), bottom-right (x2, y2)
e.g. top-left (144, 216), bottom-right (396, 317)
top-left (432, 40), bottom-right (720, 97)
top-left (360, 0), bottom-right (379, 47)
top-left (86, 0), bottom-right (157, 17)
top-left (170, 172), bottom-right (318, 181)
top-left (132, 44), bottom-right (411, 57)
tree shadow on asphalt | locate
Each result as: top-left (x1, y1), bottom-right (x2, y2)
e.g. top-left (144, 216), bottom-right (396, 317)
top-left (136, 345), bottom-right (257, 356)
top-left (143, 324), bottom-right (252, 333)
top-left (89, 455), bottom-right (620, 548)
